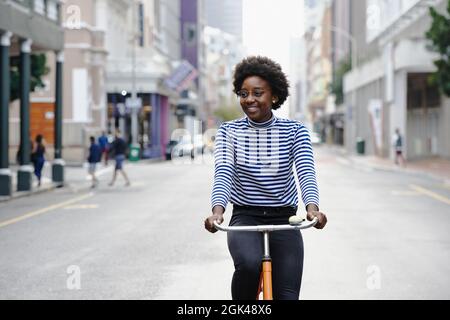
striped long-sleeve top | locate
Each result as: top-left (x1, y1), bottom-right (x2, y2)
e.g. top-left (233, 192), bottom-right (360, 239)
top-left (211, 114), bottom-right (319, 211)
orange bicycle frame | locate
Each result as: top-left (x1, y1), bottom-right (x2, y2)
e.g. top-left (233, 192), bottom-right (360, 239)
top-left (256, 232), bottom-right (273, 300)
top-left (212, 217), bottom-right (318, 301)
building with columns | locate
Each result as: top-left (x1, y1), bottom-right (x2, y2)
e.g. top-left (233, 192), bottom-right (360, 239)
top-left (0, 0), bottom-right (65, 196)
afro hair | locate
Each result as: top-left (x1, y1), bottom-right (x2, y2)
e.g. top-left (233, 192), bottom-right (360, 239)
top-left (233, 56), bottom-right (290, 110)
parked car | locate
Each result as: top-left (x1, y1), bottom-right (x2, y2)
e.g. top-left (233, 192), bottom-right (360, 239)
top-left (165, 135), bottom-right (194, 160)
top-left (165, 140), bottom-right (179, 160)
top-left (192, 134), bottom-right (205, 157)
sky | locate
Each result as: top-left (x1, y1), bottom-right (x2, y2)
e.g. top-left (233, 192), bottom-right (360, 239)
top-left (242, 0), bottom-right (305, 118)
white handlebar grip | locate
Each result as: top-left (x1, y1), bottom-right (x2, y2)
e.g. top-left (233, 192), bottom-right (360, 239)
top-left (288, 215), bottom-right (305, 225)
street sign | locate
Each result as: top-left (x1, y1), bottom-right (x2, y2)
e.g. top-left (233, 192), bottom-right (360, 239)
top-left (125, 97), bottom-right (142, 109)
top-left (165, 60), bottom-right (198, 93)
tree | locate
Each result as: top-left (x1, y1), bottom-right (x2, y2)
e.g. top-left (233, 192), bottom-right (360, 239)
top-left (212, 93), bottom-right (244, 122)
top-left (328, 57), bottom-right (351, 105)
top-left (425, 1), bottom-right (450, 97)
top-left (213, 102), bottom-right (243, 122)
top-left (10, 53), bottom-right (50, 102)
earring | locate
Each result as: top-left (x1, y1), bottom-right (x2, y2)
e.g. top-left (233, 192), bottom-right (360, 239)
top-left (272, 99), bottom-right (277, 104)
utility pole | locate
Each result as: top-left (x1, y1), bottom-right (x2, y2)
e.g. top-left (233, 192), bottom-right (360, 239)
top-left (131, 0), bottom-right (137, 144)
top-left (131, 0), bottom-right (137, 145)
top-left (128, 0), bottom-right (141, 161)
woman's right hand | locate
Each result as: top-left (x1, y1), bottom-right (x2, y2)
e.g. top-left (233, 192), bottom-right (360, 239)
top-left (204, 213), bottom-right (224, 233)
top-left (204, 206), bottom-right (225, 233)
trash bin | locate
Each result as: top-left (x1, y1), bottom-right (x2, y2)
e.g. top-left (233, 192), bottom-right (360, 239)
top-left (356, 138), bottom-right (365, 155)
top-left (129, 144), bottom-right (140, 162)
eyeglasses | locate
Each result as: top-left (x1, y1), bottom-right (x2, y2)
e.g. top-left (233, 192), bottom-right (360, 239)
top-left (236, 89), bottom-right (265, 99)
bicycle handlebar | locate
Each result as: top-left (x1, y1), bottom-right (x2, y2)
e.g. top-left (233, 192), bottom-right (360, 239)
top-left (213, 217), bottom-right (318, 232)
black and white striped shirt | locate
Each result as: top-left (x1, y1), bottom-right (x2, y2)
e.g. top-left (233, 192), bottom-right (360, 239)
top-left (211, 114), bottom-right (319, 211)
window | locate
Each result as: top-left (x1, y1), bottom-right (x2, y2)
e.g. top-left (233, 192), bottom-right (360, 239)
top-left (34, 0), bottom-right (45, 15)
top-left (47, 0), bottom-right (58, 21)
top-left (407, 73), bottom-right (441, 110)
top-left (154, 0), bottom-right (160, 33)
top-left (184, 23), bottom-right (197, 47)
top-left (138, 2), bottom-right (144, 47)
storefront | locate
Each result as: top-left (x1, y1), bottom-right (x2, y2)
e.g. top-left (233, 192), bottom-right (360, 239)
top-left (107, 92), bottom-right (171, 160)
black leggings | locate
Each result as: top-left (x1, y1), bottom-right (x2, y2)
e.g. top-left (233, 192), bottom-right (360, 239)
top-left (227, 206), bottom-right (304, 300)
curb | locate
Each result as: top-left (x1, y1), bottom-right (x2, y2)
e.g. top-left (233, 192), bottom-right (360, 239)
top-left (341, 154), bottom-right (449, 184)
top-left (324, 145), bottom-right (449, 184)
top-left (0, 183), bottom-right (60, 203)
top-left (0, 158), bottom-right (166, 203)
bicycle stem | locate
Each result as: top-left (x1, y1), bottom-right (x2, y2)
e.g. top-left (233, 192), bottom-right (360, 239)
top-left (263, 231), bottom-right (270, 259)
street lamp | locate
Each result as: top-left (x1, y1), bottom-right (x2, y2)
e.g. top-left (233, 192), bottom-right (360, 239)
top-left (327, 26), bottom-right (358, 154)
top-left (328, 26), bottom-right (357, 70)
top-left (128, 0), bottom-right (141, 161)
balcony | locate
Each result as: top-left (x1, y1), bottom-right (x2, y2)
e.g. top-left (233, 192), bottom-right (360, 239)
top-left (0, 0), bottom-right (64, 50)
top-left (367, 0), bottom-right (444, 46)
top-left (9, 0), bottom-right (61, 23)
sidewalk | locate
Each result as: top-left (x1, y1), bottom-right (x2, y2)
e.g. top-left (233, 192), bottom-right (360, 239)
top-left (0, 158), bottom-right (164, 202)
top-left (0, 163), bottom-right (108, 202)
top-left (328, 145), bottom-right (450, 185)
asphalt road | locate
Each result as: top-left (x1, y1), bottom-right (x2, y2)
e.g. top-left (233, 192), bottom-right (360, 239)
top-left (0, 147), bottom-right (449, 299)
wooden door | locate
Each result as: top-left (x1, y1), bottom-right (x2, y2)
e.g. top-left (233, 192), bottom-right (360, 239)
top-left (30, 102), bottom-right (54, 145)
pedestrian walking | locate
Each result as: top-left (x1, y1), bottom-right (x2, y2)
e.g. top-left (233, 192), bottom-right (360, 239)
top-left (87, 136), bottom-right (102, 188)
top-left (98, 131), bottom-right (110, 166)
top-left (108, 130), bottom-right (130, 187)
top-left (392, 128), bottom-right (406, 167)
top-left (16, 139), bottom-right (33, 165)
top-left (204, 56), bottom-right (327, 300)
top-left (31, 134), bottom-right (46, 187)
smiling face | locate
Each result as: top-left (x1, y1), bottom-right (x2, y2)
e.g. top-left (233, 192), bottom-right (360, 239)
top-left (238, 76), bottom-right (277, 123)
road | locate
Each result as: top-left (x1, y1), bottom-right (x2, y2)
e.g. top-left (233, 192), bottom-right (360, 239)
top-left (0, 147), bottom-right (449, 299)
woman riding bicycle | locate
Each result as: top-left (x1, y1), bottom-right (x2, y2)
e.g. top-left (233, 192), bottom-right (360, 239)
top-left (204, 56), bottom-right (327, 300)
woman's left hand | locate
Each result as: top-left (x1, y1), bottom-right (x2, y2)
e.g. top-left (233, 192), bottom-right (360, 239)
top-left (307, 211), bottom-right (327, 229)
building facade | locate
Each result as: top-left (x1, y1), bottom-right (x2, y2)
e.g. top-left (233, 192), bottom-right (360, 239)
top-left (203, 26), bottom-right (244, 127)
top-left (289, 36), bottom-right (308, 125)
top-left (105, 0), bottom-right (178, 159)
top-left (344, 0), bottom-right (450, 160)
top-left (324, 0), bottom-right (352, 146)
top-left (177, 0), bottom-right (204, 137)
top-left (204, 0), bottom-right (243, 41)
top-left (305, 2), bottom-right (333, 138)
top-left (55, 0), bottom-right (110, 163)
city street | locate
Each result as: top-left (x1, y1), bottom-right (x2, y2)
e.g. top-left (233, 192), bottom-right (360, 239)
top-left (0, 147), bottom-right (449, 300)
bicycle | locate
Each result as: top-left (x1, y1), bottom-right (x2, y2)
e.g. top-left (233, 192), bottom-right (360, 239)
top-left (214, 215), bottom-right (318, 300)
